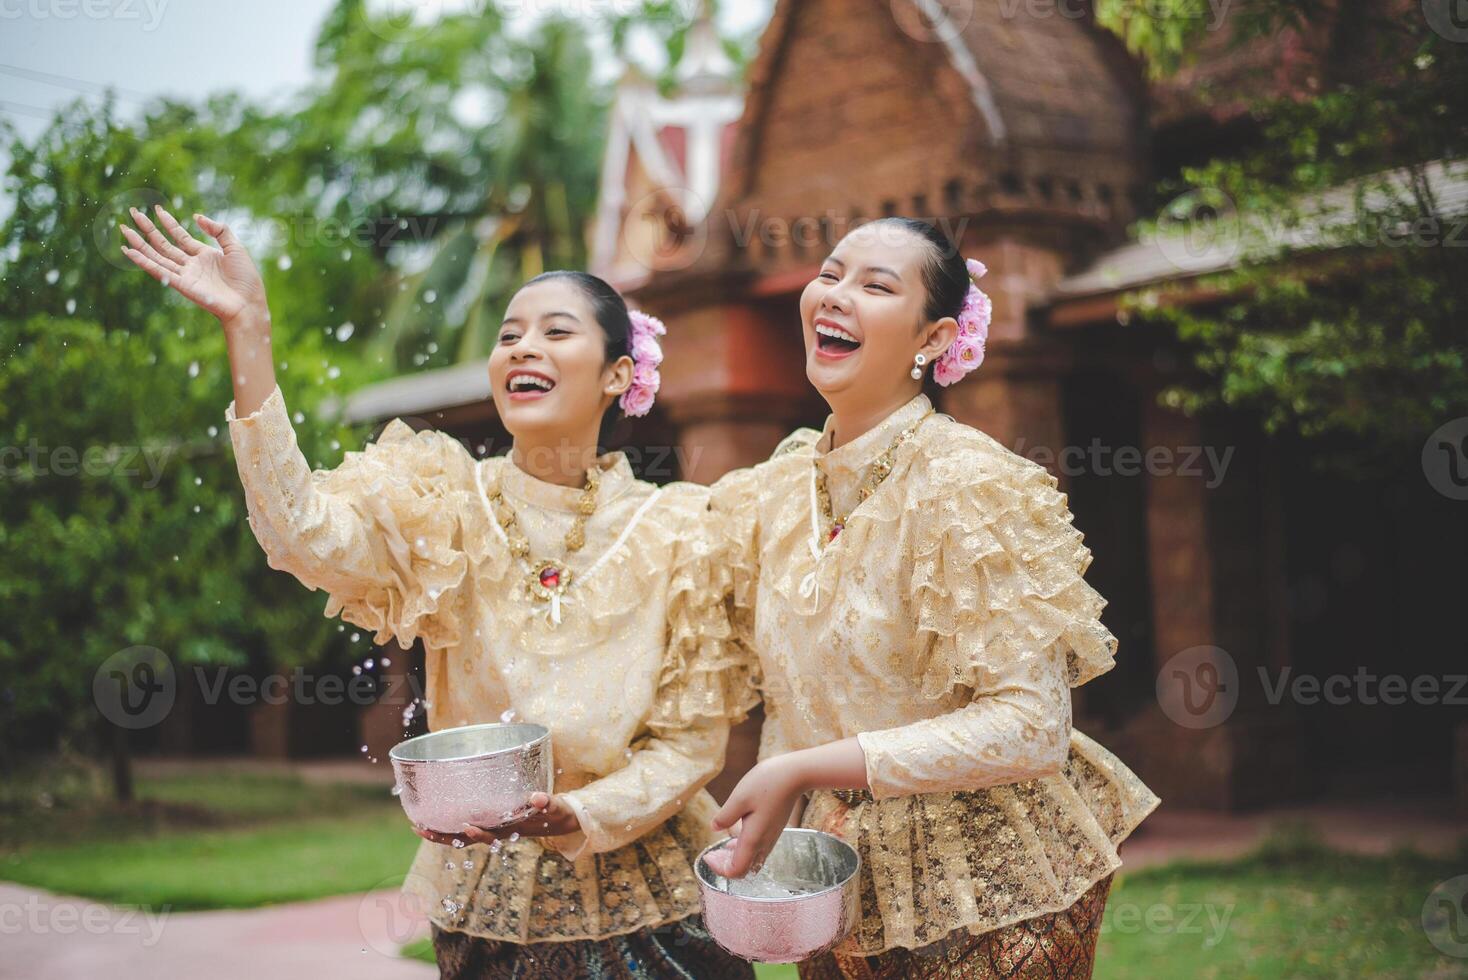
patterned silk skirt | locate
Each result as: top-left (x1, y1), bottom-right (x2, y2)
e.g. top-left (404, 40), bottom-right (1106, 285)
top-left (429, 914), bottom-right (754, 980)
top-left (797, 874), bottom-right (1113, 980)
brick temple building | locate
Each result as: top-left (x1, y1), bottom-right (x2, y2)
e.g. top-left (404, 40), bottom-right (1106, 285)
top-left (215, 1), bottom-right (1466, 811)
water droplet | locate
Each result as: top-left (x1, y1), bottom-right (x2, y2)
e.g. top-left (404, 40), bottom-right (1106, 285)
top-left (104, 164), bottom-right (114, 177)
top-left (65, 298), bottom-right (76, 314)
top-left (390, 783), bottom-right (403, 797)
top-left (207, 425), bottom-right (218, 437)
top-left (193, 504), bottom-right (201, 513)
top-left (335, 321), bottom-right (355, 341)
top-left (277, 255), bottom-right (292, 270)
top-left (293, 411), bottom-right (305, 424)
top-left (381, 657), bottom-right (391, 667)
top-left (360, 744), bottom-right (368, 753)
top-left (350, 632), bottom-right (360, 642)
top-left (45, 268), bottom-right (59, 284)
top-left (194, 476), bottom-right (203, 486)
top-left (352, 666), bottom-right (362, 675)
top-left (326, 365), bottom-right (341, 379)
top-left (161, 275), bottom-right (171, 288)
top-left (341, 248), bottom-right (352, 261)
top-left (500, 708), bottom-right (517, 724)
top-left (188, 360), bottom-right (200, 378)
top-left (364, 658), bottom-right (375, 670)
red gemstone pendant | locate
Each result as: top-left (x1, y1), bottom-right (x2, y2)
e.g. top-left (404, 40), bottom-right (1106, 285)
top-left (538, 567), bottom-right (561, 589)
top-left (828, 523), bottom-right (844, 542)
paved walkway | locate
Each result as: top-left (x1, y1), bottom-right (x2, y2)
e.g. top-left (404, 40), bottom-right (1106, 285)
top-left (3, 796), bottom-right (1461, 979)
top-left (1119, 795), bottom-right (1464, 869)
top-left (0, 882), bottom-right (433, 980)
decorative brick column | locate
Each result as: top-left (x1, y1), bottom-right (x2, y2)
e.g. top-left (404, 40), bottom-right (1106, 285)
top-left (1114, 400), bottom-right (1301, 810)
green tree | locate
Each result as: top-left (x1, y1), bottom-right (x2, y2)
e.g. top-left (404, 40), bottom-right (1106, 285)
top-left (0, 100), bottom-right (365, 799)
top-left (1097, 0), bottom-right (1468, 461)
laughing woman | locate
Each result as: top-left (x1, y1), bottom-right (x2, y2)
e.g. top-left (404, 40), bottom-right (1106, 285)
top-left (120, 206), bottom-right (757, 979)
top-left (706, 217), bottom-right (1160, 979)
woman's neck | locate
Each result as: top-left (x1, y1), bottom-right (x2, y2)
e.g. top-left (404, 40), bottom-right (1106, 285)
top-left (825, 386), bottom-right (921, 451)
top-left (510, 428), bottom-right (602, 488)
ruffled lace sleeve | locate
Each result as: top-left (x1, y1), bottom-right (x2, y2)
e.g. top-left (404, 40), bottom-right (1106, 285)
top-left (708, 461), bottom-right (766, 656)
top-left (651, 485), bottom-right (762, 731)
top-left (908, 432), bottom-right (1117, 701)
top-left (555, 485), bottom-right (758, 857)
top-left (226, 383), bottom-right (478, 652)
top-left (857, 428), bottom-right (1118, 800)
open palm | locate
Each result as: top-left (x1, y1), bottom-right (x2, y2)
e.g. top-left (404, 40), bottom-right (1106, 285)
top-left (120, 204), bottom-right (265, 323)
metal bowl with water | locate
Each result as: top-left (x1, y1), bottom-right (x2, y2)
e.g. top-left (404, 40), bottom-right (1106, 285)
top-left (389, 722), bottom-right (552, 835)
top-left (695, 828), bottom-right (861, 963)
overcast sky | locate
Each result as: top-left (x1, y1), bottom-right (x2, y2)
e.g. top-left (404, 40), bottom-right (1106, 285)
top-left (0, 0), bottom-right (771, 202)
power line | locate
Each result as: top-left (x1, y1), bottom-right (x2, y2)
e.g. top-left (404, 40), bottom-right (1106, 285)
top-left (0, 99), bottom-right (56, 120)
top-left (0, 63), bottom-right (149, 102)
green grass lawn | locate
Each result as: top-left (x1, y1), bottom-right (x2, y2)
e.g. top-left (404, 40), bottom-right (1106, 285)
top-left (4, 761), bottom-right (1464, 977)
top-left (1094, 836), bottom-right (1468, 979)
top-left (0, 761), bottom-right (420, 909)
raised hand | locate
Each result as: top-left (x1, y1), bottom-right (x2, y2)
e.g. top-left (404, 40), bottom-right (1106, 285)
top-left (119, 204), bottom-right (265, 326)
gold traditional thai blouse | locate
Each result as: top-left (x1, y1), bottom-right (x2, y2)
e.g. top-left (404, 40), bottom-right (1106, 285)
top-left (226, 384), bottom-right (758, 943)
top-left (711, 393), bottom-right (1160, 956)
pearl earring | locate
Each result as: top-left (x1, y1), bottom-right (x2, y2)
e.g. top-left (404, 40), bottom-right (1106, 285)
top-left (911, 353), bottom-right (927, 380)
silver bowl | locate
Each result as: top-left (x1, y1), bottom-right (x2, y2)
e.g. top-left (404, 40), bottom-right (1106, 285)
top-left (695, 828), bottom-right (861, 963)
top-left (389, 722), bottom-right (552, 835)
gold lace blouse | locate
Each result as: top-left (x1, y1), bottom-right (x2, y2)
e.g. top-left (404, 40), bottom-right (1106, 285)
top-left (226, 384), bottom-right (758, 943)
top-left (711, 393), bottom-right (1160, 955)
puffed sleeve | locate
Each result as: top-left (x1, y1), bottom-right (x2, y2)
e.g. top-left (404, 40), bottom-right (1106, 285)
top-left (856, 442), bottom-right (1117, 800)
top-left (550, 490), bottom-right (761, 858)
top-left (708, 463), bottom-right (763, 656)
top-left (226, 383), bottom-right (477, 652)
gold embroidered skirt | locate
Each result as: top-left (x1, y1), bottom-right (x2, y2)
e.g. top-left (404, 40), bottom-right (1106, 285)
top-left (430, 915), bottom-right (754, 980)
top-left (798, 731), bottom-right (1156, 956)
top-left (797, 874), bottom-right (1113, 979)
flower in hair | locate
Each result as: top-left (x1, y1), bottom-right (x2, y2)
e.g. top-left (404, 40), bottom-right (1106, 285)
top-left (620, 310), bottom-right (666, 416)
top-left (933, 258), bottom-right (991, 386)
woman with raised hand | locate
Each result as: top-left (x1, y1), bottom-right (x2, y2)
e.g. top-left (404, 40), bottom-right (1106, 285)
top-left (120, 205), bottom-right (757, 979)
top-left (705, 217), bottom-right (1159, 979)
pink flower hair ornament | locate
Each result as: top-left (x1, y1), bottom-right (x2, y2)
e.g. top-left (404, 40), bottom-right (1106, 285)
top-left (619, 310), bottom-right (666, 417)
top-left (932, 258), bottom-right (992, 387)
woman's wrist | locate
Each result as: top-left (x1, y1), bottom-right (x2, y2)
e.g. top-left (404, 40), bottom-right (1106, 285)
top-left (221, 302), bottom-right (271, 339)
top-left (777, 738), bottom-right (870, 796)
top-left (775, 748), bottom-right (824, 796)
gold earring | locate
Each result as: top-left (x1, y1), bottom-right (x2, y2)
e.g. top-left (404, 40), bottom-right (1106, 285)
top-left (911, 353), bottom-right (927, 380)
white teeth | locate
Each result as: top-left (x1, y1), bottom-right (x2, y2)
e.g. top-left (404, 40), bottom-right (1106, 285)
top-left (816, 324), bottom-right (860, 345)
top-left (509, 374), bottom-right (554, 392)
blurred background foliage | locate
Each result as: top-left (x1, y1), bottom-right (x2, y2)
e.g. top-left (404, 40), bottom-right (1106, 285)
top-left (0, 0), bottom-right (738, 795)
top-left (1, 0), bottom-right (1463, 793)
